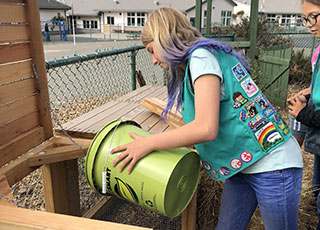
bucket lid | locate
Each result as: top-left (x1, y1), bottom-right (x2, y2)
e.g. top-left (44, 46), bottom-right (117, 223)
top-left (85, 120), bottom-right (141, 193)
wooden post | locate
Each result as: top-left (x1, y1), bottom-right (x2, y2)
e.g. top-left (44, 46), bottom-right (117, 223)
top-left (0, 175), bottom-right (16, 207)
top-left (42, 160), bottom-right (81, 216)
top-left (195, 0), bottom-right (202, 32)
top-left (181, 190), bottom-right (197, 230)
top-left (205, 0), bottom-right (212, 35)
top-left (248, 0), bottom-right (259, 61)
top-left (25, 0), bottom-right (53, 139)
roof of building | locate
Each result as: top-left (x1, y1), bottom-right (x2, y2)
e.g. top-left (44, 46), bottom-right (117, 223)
top-left (60, 0), bottom-right (236, 16)
top-left (39, 0), bottom-right (71, 10)
top-left (186, 0), bottom-right (237, 12)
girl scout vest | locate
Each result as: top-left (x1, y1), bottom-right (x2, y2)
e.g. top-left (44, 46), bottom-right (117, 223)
top-left (181, 48), bottom-right (291, 181)
top-left (311, 52), bottom-right (320, 110)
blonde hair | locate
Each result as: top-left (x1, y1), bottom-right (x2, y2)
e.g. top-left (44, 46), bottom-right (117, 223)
top-left (142, 8), bottom-right (202, 59)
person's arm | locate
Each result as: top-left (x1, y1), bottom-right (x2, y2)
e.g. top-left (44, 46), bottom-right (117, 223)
top-left (296, 106), bottom-right (320, 128)
top-left (111, 74), bottom-right (221, 173)
top-left (288, 94), bottom-right (320, 128)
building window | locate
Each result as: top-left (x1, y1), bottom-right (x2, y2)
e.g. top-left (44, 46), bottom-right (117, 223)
top-left (190, 17), bottom-right (195, 27)
top-left (91, 20), bottom-right (98, 29)
top-left (221, 10), bottom-right (232, 26)
top-left (281, 14), bottom-right (292, 26)
top-left (267, 14), bottom-right (276, 22)
top-left (83, 20), bottom-right (90, 28)
top-left (127, 12), bottom-right (135, 26)
top-left (204, 10), bottom-right (207, 26)
top-left (107, 16), bottom-right (114, 25)
top-left (137, 12), bottom-right (145, 26)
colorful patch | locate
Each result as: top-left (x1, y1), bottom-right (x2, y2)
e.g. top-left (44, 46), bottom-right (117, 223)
top-left (248, 114), bottom-right (267, 132)
top-left (210, 169), bottom-right (220, 179)
top-left (255, 122), bottom-right (283, 151)
top-left (240, 151), bottom-right (253, 163)
top-left (239, 110), bottom-right (248, 122)
top-left (272, 113), bottom-right (290, 135)
top-left (230, 158), bottom-right (242, 170)
top-left (254, 94), bottom-right (275, 117)
top-left (202, 161), bottom-right (211, 171)
top-left (219, 167), bottom-right (230, 176)
top-left (245, 101), bottom-right (258, 118)
top-left (232, 63), bottom-right (247, 82)
top-left (240, 78), bottom-right (259, 97)
top-left (233, 92), bottom-right (248, 108)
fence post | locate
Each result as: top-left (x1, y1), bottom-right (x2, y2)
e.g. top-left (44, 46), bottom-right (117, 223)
top-left (130, 49), bottom-right (137, 91)
top-left (248, 0), bottom-right (259, 61)
top-left (310, 35), bottom-right (316, 60)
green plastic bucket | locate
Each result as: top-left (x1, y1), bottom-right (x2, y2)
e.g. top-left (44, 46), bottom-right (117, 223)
top-left (85, 120), bottom-right (200, 218)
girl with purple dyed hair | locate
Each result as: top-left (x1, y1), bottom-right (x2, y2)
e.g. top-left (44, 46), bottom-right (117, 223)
top-left (112, 8), bottom-right (302, 229)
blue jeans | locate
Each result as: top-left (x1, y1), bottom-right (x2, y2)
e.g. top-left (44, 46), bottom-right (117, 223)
top-left (216, 168), bottom-right (303, 230)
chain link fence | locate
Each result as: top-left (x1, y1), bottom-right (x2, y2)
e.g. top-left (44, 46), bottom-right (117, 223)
top-left (11, 45), bottom-right (166, 216)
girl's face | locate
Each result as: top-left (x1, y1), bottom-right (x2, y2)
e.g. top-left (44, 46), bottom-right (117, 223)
top-left (302, 1), bottom-right (320, 37)
top-left (146, 42), bottom-right (169, 70)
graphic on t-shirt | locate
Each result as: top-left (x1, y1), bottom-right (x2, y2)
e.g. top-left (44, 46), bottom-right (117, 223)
top-left (245, 101), bottom-right (258, 118)
top-left (240, 151), bottom-right (253, 163)
top-left (232, 63), bottom-right (247, 81)
top-left (210, 169), bottom-right (220, 179)
top-left (230, 158), bottom-right (242, 170)
top-left (202, 161), bottom-right (211, 171)
top-left (241, 78), bottom-right (259, 97)
top-left (254, 94), bottom-right (275, 117)
top-left (248, 114), bottom-right (267, 132)
top-left (255, 122), bottom-right (283, 151)
top-left (219, 167), bottom-right (230, 176)
top-left (233, 92), bottom-right (248, 108)
top-left (239, 110), bottom-right (248, 122)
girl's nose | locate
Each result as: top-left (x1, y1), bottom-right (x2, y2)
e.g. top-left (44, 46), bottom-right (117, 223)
top-left (152, 55), bottom-right (159, 65)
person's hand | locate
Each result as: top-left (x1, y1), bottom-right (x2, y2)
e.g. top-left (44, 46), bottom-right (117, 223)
top-left (111, 133), bottom-right (153, 174)
top-left (287, 95), bottom-right (307, 118)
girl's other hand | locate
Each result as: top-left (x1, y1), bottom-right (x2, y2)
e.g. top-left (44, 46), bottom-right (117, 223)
top-left (287, 95), bottom-right (306, 118)
top-left (111, 133), bottom-right (153, 174)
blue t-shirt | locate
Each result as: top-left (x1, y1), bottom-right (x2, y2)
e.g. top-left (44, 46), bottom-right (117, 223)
top-left (190, 48), bottom-right (303, 173)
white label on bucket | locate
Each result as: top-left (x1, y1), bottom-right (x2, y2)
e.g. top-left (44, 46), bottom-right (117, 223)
top-left (102, 171), bottom-right (107, 194)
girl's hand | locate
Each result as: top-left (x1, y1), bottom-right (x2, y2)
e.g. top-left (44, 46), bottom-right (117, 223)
top-left (287, 95), bottom-right (306, 118)
top-left (111, 133), bottom-right (153, 174)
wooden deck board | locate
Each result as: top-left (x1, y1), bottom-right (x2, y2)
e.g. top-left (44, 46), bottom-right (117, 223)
top-left (55, 85), bottom-right (170, 138)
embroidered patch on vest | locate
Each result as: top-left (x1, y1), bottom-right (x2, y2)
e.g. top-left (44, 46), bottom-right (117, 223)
top-left (230, 158), bottom-right (242, 170)
top-left (245, 101), bottom-right (258, 118)
top-left (255, 122), bottom-right (283, 151)
top-left (248, 114), bottom-right (267, 132)
top-left (254, 94), bottom-right (275, 117)
top-left (232, 92), bottom-right (248, 108)
top-left (210, 169), bottom-right (220, 179)
top-left (232, 63), bottom-right (247, 81)
top-left (219, 167), bottom-right (230, 176)
top-left (272, 113), bottom-right (290, 135)
top-left (240, 151), bottom-right (253, 163)
top-left (239, 110), bottom-right (248, 121)
top-left (241, 78), bottom-right (259, 97)
top-left (202, 161), bottom-right (211, 171)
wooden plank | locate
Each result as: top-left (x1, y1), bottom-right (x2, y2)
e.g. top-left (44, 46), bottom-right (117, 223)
top-left (0, 60), bottom-right (33, 84)
top-left (0, 220), bottom-right (47, 230)
top-left (123, 85), bottom-right (166, 103)
top-left (0, 4), bottom-right (26, 23)
top-left (0, 140), bottom-right (54, 186)
top-left (141, 98), bottom-right (184, 129)
top-left (83, 197), bottom-right (115, 219)
top-left (0, 175), bottom-right (16, 207)
top-left (28, 145), bottom-right (86, 167)
top-left (0, 43), bottom-right (31, 65)
top-left (0, 112), bottom-right (39, 146)
top-left (181, 191), bottom-right (197, 230)
top-left (0, 95), bottom-right (38, 125)
top-left (25, 0), bottom-right (53, 140)
top-left (0, 24), bottom-right (29, 43)
top-left (0, 126), bottom-right (45, 167)
top-left (116, 85), bottom-right (153, 102)
top-left (0, 78), bottom-right (36, 104)
top-left (0, 205), bottom-right (152, 230)
top-left (53, 136), bottom-right (92, 149)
